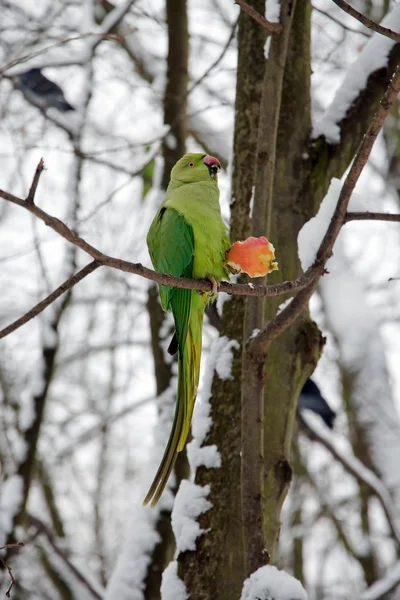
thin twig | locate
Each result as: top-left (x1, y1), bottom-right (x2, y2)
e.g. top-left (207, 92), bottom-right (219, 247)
top-left (345, 211), bottom-right (400, 223)
top-left (313, 5), bottom-right (370, 37)
top-left (0, 542), bottom-right (25, 598)
top-left (0, 543), bottom-right (25, 551)
top-left (0, 176), bottom-right (316, 298)
top-left (28, 515), bottom-right (103, 600)
top-left (26, 158), bottom-right (45, 204)
top-left (0, 261), bottom-right (100, 339)
top-left (235, 0), bottom-right (282, 34)
top-left (332, 0), bottom-right (400, 42)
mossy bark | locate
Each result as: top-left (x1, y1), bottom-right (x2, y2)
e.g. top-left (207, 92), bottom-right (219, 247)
top-left (161, 0), bottom-right (188, 189)
top-left (258, 0), bottom-right (324, 560)
top-left (259, 4), bottom-right (400, 561)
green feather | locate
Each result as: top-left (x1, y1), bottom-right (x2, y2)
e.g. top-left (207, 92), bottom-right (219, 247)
top-left (144, 153), bottom-right (231, 507)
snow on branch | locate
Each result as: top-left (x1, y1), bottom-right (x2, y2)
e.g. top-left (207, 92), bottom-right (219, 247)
top-left (2, 0), bottom-right (135, 75)
top-left (250, 65), bottom-right (400, 356)
top-left (171, 481), bottom-right (212, 554)
top-left (187, 336), bottom-right (238, 472)
top-left (98, 0), bottom-right (135, 36)
top-left (314, 3), bottom-right (400, 143)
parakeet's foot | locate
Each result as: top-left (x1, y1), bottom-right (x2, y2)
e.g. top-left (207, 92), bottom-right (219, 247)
top-left (197, 275), bottom-right (220, 296)
top-left (207, 275), bottom-right (220, 295)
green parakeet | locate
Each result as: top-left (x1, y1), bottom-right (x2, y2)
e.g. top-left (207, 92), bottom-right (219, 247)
top-left (144, 153), bottom-right (231, 506)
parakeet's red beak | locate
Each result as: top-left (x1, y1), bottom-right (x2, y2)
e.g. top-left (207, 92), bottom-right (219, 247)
top-left (203, 155), bottom-right (221, 177)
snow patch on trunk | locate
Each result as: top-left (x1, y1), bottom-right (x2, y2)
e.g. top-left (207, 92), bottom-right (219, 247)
top-left (161, 561), bottom-right (188, 600)
top-left (240, 564), bottom-right (307, 600)
top-left (187, 335), bottom-right (239, 472)
top-left (171, 480), bottom-right (211, 553)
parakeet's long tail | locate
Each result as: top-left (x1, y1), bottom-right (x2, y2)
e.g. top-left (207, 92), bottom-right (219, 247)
top-left (143, 299), bottom-right (204, 507)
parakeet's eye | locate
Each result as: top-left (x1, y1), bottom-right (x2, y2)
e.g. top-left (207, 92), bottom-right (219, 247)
top-left (188, 161), bottom-right (195, 167)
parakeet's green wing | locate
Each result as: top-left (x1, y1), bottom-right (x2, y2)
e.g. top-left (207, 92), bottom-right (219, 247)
top-left (145, 207), bottom-right (196, 506)
top-left (147, 206), bottom-right (194, 351)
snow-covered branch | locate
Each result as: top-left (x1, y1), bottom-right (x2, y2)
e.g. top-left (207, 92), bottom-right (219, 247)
top-left (250, 64), bottom-right (400, 356)
top-left (314, 3), bottom-right (400, 143)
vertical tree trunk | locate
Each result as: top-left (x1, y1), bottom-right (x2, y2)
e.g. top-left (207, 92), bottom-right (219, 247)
top-left (145, 2), bottom-right (189, 596)
top-left (179, 3), bottom-right (267, 598)
top-left (161, 0), bottom-right (189, 189)
top-left (260, 0), bottom-right (324, 560)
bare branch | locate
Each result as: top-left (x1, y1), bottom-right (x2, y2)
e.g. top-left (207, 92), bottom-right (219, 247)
top-left (345, 211), bottom-right (400, 223)
top-left (235, 0), bottom-right (282, 34)
top-left (0, 172), bottom-right (317, 298)
top-left (0, 261), bottom-right (100, 340)
top-left (332, 0), bottom-right (400, 42)
top-left (26, 159), bottom-right (45, 204)
top-left (28, 515), bottom-right (103, 600)
top-left (302, 413), bottom-right (400, 546)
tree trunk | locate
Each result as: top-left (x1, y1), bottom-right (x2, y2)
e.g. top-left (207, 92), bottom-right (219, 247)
top-left (179, 2), bottom-right (267, 598)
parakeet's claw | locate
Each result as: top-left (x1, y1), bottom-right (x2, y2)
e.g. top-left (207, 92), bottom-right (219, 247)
top-left (197, 275), bottom-right (219, 296)
top-left (207, 275), bottom-right (220, 295)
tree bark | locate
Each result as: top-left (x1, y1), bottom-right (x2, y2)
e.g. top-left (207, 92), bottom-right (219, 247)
top-left (161, 0), bottom-right (189, 190)
top-left (179, 2), bottom-right (267, 598)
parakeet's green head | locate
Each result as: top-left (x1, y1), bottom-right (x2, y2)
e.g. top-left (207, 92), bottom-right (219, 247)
top-left (170, 153), bottom-right (221, 185)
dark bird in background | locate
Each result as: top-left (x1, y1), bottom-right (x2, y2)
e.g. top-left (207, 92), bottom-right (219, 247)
top-left (298, 378), bottom-right (336, 429)
top-left (17, 68), bottom-right (75, 112)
